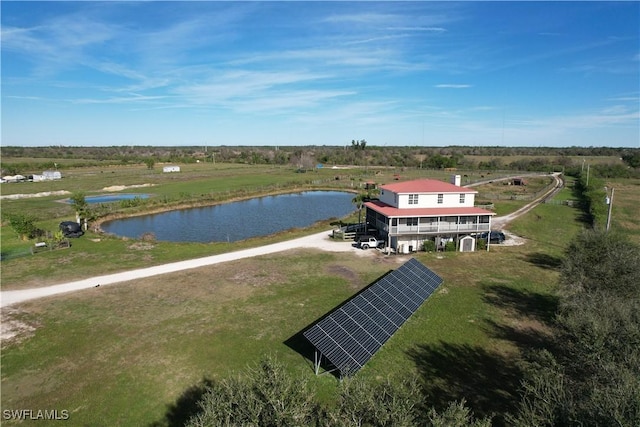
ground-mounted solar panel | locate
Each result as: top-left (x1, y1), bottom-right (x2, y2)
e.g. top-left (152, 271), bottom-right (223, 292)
top-left (303, 258), bottom-right (443, 377)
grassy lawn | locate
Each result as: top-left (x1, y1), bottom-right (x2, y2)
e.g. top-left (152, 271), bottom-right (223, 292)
top-left (1, 168), bottom-right (635, 425)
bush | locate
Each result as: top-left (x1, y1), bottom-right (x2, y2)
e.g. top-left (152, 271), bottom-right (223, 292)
top-left (423, 240), bottom-right (436, 252)
top-left (445, 241), bottom-right (456, 252)
top-left (476, 239), bottom-right (487, 251)
top-left (6, 213), bottom-right (38, 240)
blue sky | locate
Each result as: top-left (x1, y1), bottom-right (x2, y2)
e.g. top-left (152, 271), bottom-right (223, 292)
top-left (2, 1), bottom-right (639, 147)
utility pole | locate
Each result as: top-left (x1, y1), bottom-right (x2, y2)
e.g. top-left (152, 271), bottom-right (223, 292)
top-left (606, 187), bottom-right (614, 231)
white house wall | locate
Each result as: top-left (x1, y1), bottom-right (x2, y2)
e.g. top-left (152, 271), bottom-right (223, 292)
top-left (379, 190), bottom-right (475, 209)
top-left (378, 190), bottom-right (396, 206)
top-left (397, 193), bottom-right (475, 209)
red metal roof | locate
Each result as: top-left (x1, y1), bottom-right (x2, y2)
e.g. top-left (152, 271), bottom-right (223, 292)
top-left (379, 178), bottom-right (476, 194)
top-left (364, 200), bottom-right (495, 217)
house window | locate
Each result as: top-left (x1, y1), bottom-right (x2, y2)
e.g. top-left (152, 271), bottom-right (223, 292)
top-left (408, 194), bottom-right (419, 205)
top-left (459, 194), bottom-right (465, 203)
top-left (406, 217), bottom-right (418, 226)
top-left (437, 194), bottom-right (443, 204)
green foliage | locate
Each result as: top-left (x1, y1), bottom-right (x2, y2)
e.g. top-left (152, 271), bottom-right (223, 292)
top-left (508, 351), bottom-right (570, 427)
top-left (326, 376), bottom-right (422, 427)
top-left (575, 171), bottom-right (608, 228)
top-left (144, 157), bottom-right (155, 169)
top-left (476, 239), bottom-right (487, 251)
top-left (187, 356), bottom-right (489, 427)
top-left (514, 230), bottom-right (640, 427)
top-left (444, 241), bottom-right (456, 252)
top-left (351, 139), bottom-right (367, 150)
top-left (5, 213), bottom-right (38, 240)
top-left (423, 240), bottom-right (436, 252)
top-left (69, 191), bottom-right (89, 218)
top-left (427, 400), bottom-right (492, 427)
top-left (622, 150), bottom-right (640, 169)
top-left (560, 230), bottom-right (640, 298)
top-left (186, 357), bottom-right (316, 427)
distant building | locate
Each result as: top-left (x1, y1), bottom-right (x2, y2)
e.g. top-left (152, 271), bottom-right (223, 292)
top-left (43, 170), bottom-right (62, 180)
top-left (163, 166), bottom-right (181, 173)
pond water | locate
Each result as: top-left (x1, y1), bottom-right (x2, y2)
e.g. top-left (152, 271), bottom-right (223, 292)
top-left (100, 191), bottom-right (355, 243)
top-left (68, 194), bottom-right (150, 204)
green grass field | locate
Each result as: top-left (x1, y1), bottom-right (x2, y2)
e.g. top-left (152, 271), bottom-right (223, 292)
top-left (1, 164), bottom-right (638, 426)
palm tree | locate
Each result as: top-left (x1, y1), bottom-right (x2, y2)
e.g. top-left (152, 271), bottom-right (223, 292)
top-left (352, 192), bottom-right (367, 225)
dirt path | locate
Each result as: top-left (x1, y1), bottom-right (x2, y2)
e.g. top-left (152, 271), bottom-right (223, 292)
top-left (0, 231), bottom-right (369, 308)
top-left (0, 173), bottom-right (562, 309)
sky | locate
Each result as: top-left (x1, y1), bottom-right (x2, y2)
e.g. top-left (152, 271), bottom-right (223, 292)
top-left (2, 1), bottom-right (639, 148)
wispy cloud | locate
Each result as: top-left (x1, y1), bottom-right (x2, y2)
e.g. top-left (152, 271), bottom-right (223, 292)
top-left (72, 94), bottom-right (169, 105)
top-left (435, 84), bottom-right (472, 89)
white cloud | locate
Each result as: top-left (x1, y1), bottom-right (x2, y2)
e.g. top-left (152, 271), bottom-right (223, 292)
top-left (435, 84), bottom-right (472, 89)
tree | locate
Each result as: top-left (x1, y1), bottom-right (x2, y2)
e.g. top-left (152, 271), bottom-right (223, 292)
top-left (144, 157), bottom-right (155, 169)
top-left (512, 230), bottom-right (640, 427)
top-left (69, 192), bottom-right (89, 224)
top-left (186, 357), bottom-right (316, 427)
top-left (560, 229), bottom-right (640, 298)
top-left (186, 356), bottom-right (490, 426)
top-left (352, 192), bottom-right (368, 224)
top-left (6, 213), bottom-right (38, 240)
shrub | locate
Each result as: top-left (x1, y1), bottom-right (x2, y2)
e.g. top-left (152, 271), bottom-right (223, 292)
top-left (6, 213), bottom-right (38, 240)
top-left (423, 240), bottom-right (436, 252)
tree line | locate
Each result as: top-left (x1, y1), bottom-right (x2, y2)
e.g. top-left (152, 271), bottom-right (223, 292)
top-left (2, 146), bottom-right (638, 178)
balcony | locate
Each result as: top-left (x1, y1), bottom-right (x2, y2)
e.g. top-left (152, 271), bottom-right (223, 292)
top-left (388, 222), bottom-right (490, 235)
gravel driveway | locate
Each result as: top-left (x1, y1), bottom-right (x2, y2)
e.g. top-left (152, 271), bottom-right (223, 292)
top-left (0, 230), bottom-right (368, 308)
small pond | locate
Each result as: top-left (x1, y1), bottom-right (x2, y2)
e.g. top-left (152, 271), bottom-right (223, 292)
top-left (100, 191), bottom-right (355, 243)
top-left (67, 194), bottom-right (150, 204)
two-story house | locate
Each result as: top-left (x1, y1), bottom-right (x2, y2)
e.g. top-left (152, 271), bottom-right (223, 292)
top-left (364, 175), bottom-right (495, 252)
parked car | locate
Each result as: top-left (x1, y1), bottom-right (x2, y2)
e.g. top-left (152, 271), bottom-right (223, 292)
top-left (59, 221), bottom-right (84, 238)
top-left (356, 235), bottom-right (384, 249)
top-left (479, 231), bottom-right (505, 244)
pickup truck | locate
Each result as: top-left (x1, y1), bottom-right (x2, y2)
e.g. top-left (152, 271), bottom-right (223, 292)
top-left (356, 235), bottom-right (384, 249)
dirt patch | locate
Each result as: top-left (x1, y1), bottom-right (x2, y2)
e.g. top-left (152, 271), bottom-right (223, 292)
top-left (102, 183), bottom-right (154, 192)
top-left (127, 242), bottom-right (155, 251)
top-left (501, 231), bottom-right (527, 246)
top-left (326, 264), bottom-right (360, 286)
top-left (1, 307), bottom-right (38, 345)
top-left (228, 263), bottom-right (288, 289)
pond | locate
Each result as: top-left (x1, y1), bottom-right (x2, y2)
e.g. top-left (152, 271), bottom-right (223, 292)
top-left (100, 191), bottom-right (355, 243)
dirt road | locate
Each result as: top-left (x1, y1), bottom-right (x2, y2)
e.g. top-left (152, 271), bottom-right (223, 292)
top-left (0, 231), bottom-right (367, 308)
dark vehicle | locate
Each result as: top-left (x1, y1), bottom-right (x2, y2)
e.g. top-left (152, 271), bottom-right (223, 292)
top-left (59, 221), bottom-right (84, 238)
top-left (479, 231), bottom-right (505, 244)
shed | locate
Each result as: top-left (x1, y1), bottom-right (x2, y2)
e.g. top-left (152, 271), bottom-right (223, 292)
top-left (459, 235), bottom-right (476, 252)
top-left (163, 166), bottom-right (181, 173)
top-left (43, 170), bottom-right (62, 180)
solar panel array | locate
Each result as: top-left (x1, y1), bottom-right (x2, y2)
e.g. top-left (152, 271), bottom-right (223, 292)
top-left (303, 258), bottom-right (443, 376)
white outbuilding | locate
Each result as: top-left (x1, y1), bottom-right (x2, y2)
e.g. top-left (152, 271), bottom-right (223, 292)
top-left (43, 170), bottom-right (62, 180)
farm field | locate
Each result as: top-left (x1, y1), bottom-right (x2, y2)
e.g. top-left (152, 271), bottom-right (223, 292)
top-left (1, 162), bottom-right (638, 426)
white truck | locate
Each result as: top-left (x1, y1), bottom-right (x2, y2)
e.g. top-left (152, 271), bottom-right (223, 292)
top-left (356, 235), bottom-right (384, 250)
